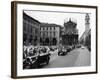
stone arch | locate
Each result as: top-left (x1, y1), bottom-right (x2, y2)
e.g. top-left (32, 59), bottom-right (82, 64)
top-left (52, 37), bottom-right (57, 45)
top-left (45, 37), bottom-right (49, 45)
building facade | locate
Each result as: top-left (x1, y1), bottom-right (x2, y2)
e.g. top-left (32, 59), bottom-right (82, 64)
top-left (62, 18), bottom-right (78, 46)
top-left (40, 23), bottom-right (61, 46)
top-left (23, 12), bottom-right (40, 46)
top-left (80, 13), bottom-right (90, 45)
top-left (79, 13), bottom-right (91, 50)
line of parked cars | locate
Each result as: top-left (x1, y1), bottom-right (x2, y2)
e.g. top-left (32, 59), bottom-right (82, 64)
top-left (58, 45), bottom-right (75, 56)
top-left (23, 44), bottom-right (80, 69)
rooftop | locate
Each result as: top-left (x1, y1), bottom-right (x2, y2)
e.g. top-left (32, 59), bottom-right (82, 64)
top-left (23, 12), bottom-right (40, 24)
top-left (40, 23), bottom-right (61, 28)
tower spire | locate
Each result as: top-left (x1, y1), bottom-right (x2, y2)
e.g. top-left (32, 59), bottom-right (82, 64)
top-left (69, 18), bottom-right (71, 22)
top-left (85, 13), bottom-right (90, 31)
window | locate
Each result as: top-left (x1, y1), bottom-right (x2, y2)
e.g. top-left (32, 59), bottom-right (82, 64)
top-left (43, 32), bottom-right (45, 37)
top-left (30, 26), bottom-right (33, 33)
top-left (54, 32), bottom-right (56, 36)
top-left (23, 22), bottom-right (26, 31)
top-left (45, 32), bottom-right (47, 36)
top-left (50, 27), bottom-right (52, 30)
top-left (54, 27), bottom-right (55, 30)
top-left (28, 26), bottom-right (30, 32)
top-left (35, 28), bottom-right (38, 34)
top-left (28, 19), bottom-right (30, 23)
top-left (41, 32), bottom-right (43, 36)
top-left (23, 33), bottom-right (27, 42)
top-left (30, 35), bottom-right (33, 43)
top-left (47, 27), bottom-right (48, 30)
top-left (50, 32), bottom-right (52, 37)
top-left (43, 27), bottom-right (44, 30)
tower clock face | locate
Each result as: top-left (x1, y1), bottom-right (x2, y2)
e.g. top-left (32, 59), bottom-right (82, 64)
top-left (86, 20), bottom-right (89, 23)
top-left (85, 14), bottom-right (90, 23)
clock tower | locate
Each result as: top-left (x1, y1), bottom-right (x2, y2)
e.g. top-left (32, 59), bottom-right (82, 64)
top-left (85, 13), bottom-right (90, 31)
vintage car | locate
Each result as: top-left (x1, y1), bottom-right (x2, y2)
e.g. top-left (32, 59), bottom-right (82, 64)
top-left (23, 46), bottom-right (51, 69)
top-left (76, 44), bottom-right (81, 48)
top-left (49, 47), bottom-right (55, 51)
top-left (36, 47), bottom-right (51, 67)
top-left (66, 46), bottom-right (72, 52)
top-left (23, 55), bottom-right (38, 69)
top-left (23, 47), bottom-right (39, 69)
top-left (58, 47), bottom-right (68, 56)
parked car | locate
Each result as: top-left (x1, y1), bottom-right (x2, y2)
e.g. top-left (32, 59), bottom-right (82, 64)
top-left (49, 47), bottom-right (55, 51)
top-left (72, 45), bottom-right (75, 50)
top-left (58, 47), bottom-right (68, 56)
top-left (23, 46), bottom-right (51, 69)
top-left (76, 45), bottom-right (81, 48)
top-left (49, 46), bottom-right (57, 51)
top-left (37, 47), bottom-right (51, 67)
top-left (23, 55), bottom-right (38, 69)
top-left (66, 46), bottom-right (72, 52)
top-left (81, 46), bottom-right (85, 49)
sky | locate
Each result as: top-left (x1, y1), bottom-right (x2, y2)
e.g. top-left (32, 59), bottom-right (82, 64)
top-left (24, 10), bottom-right (90, 38)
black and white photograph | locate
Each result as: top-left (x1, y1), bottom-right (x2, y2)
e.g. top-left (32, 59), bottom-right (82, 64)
top-left (23, 10), bottom-right (91, 69)
top-left (11, 1), bottom-right (97, 78)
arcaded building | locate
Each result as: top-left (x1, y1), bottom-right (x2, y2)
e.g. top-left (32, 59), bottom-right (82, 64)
top-left (40, 23), bottom-right (61, 46)
top-left (23, 12), bottom-right (40, 46)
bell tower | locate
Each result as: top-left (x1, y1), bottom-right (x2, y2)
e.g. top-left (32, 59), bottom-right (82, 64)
top-left (85, 13), bottom-right (90, 31)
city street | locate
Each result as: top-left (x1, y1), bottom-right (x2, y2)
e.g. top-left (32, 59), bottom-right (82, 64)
top-left (23, 12), bottom-right (92, 69)
top-left (43, 46), bottom-right (91, 68)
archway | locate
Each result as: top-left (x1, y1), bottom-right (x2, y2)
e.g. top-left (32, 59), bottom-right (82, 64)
top-left (52, 38), bottom-right (57, 45)
top-left (40, 37), bottom-right (43, 45)
top-left (45, 37), bottom-right (49, 45)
